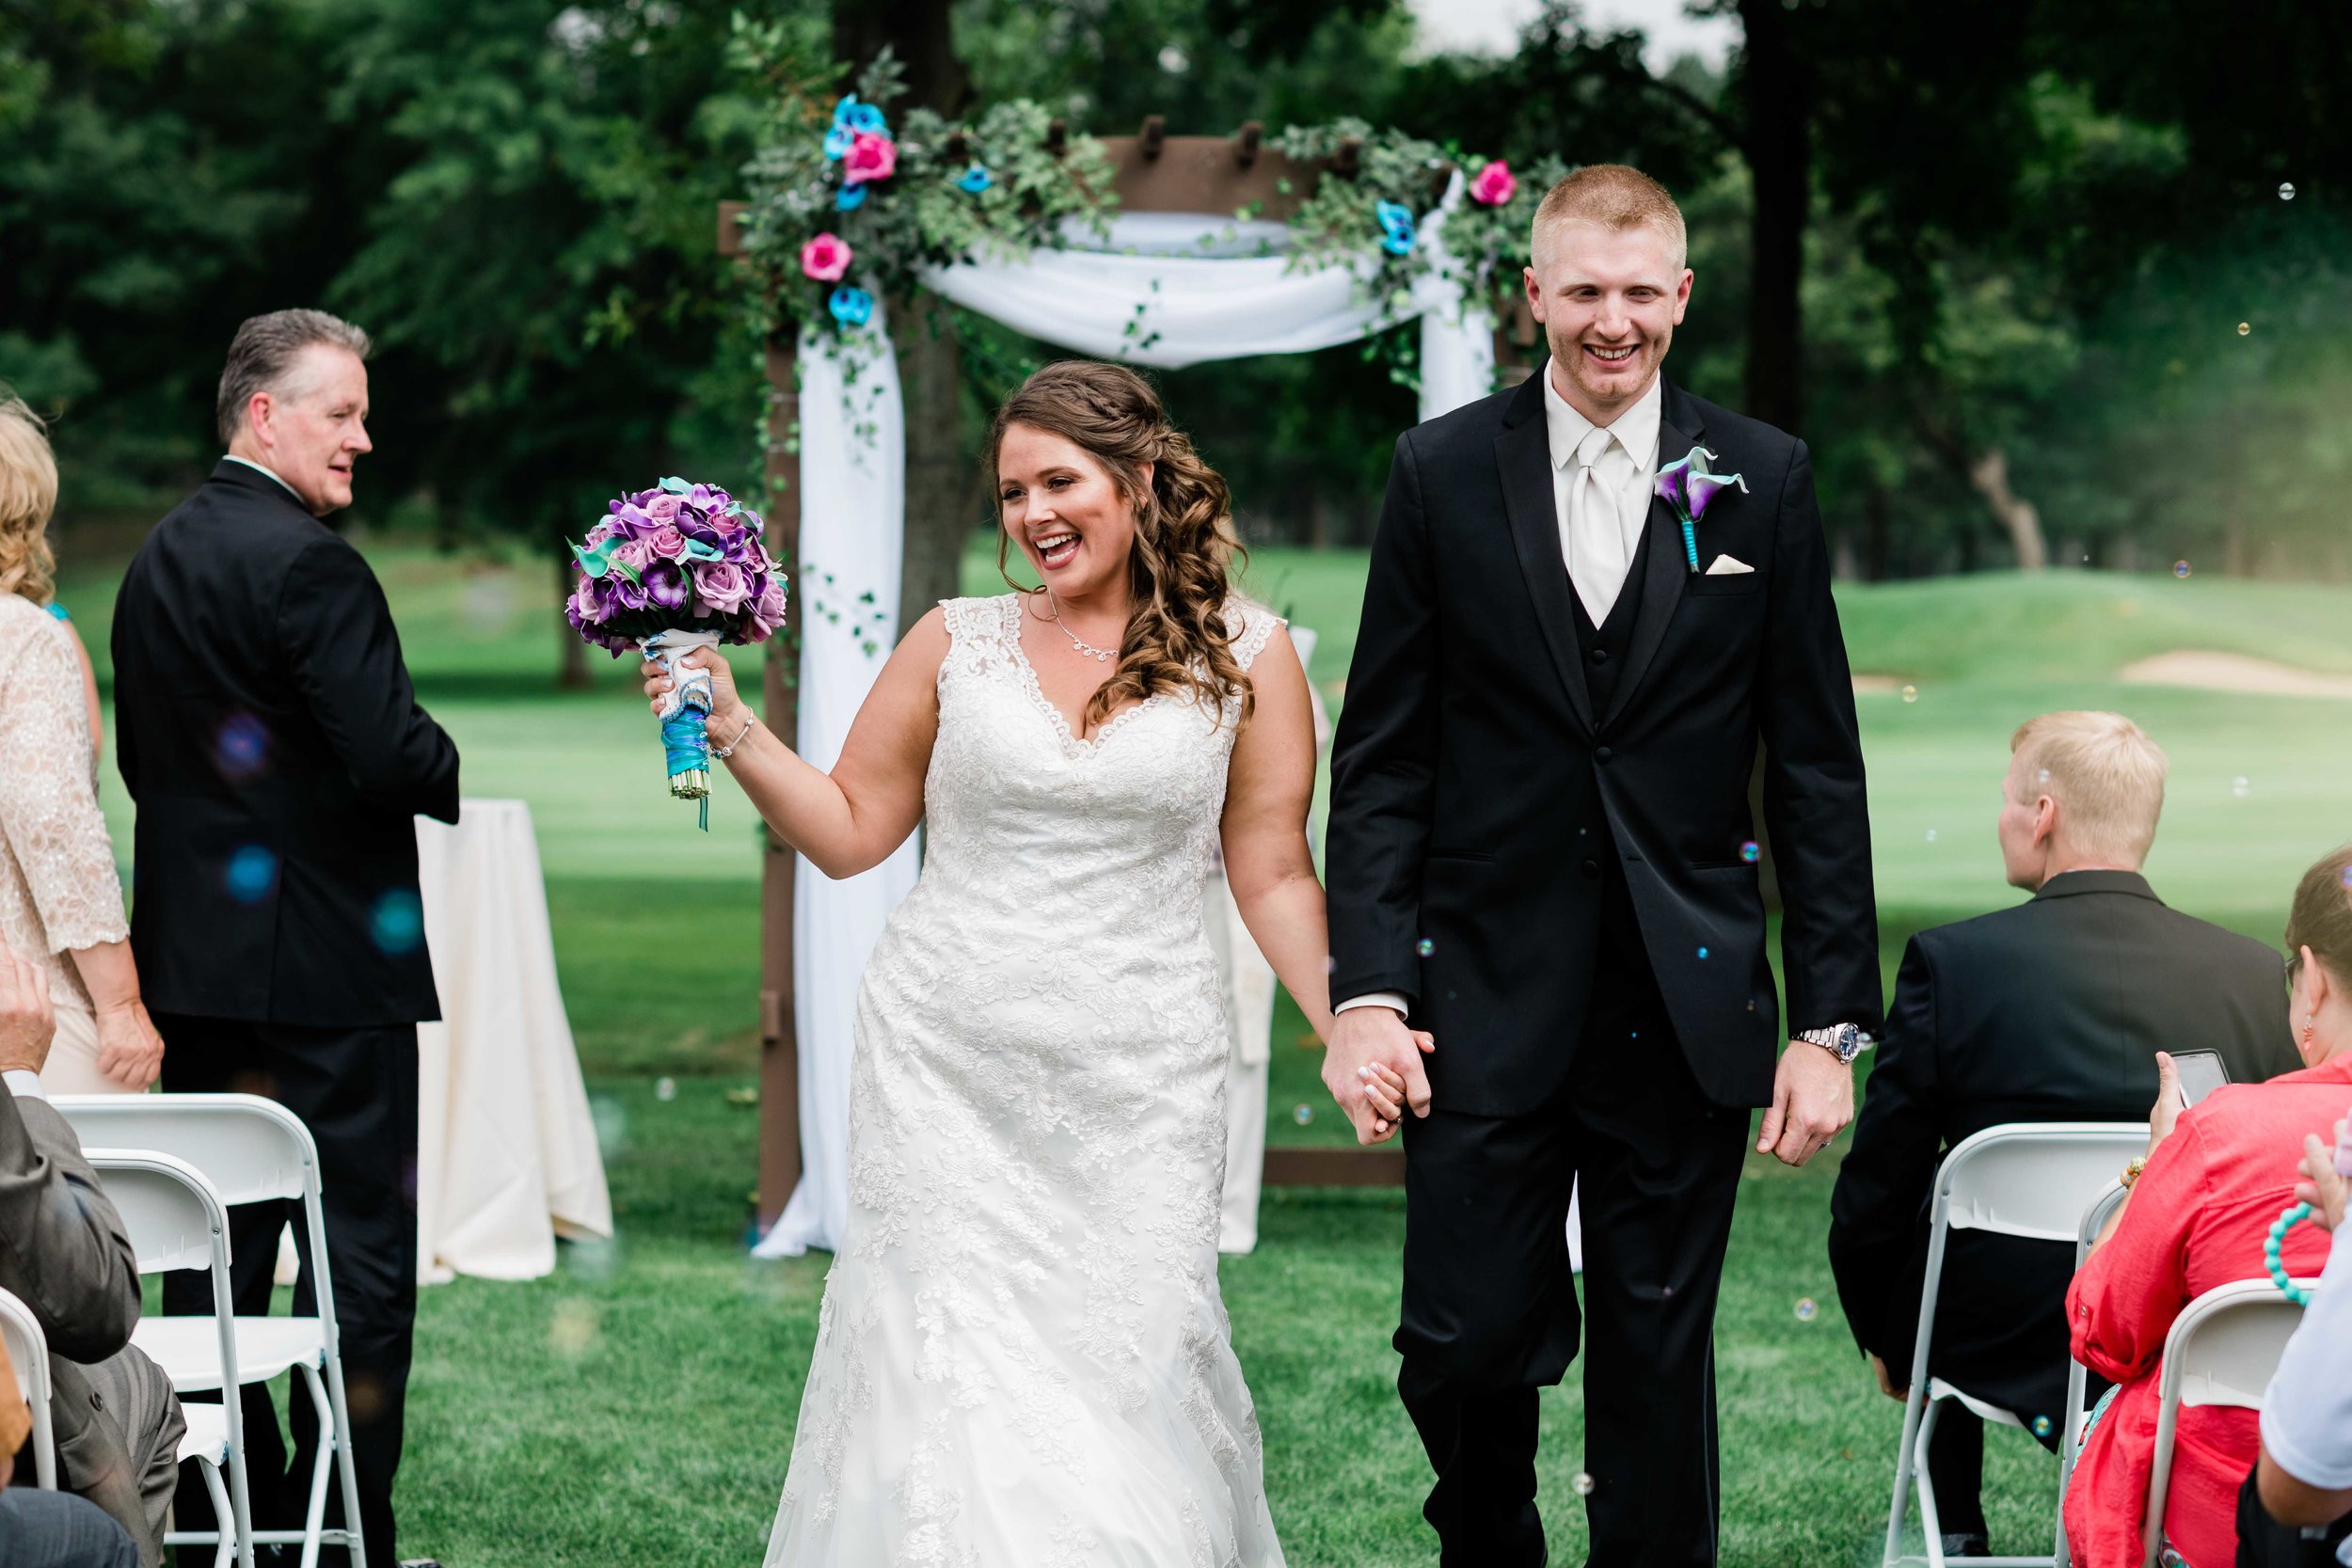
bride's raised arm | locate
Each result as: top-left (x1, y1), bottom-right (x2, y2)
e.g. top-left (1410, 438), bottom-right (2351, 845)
top-left (643, 607), bottom-right (948, 879)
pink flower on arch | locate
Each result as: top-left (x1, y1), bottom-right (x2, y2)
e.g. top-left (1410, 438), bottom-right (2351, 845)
top-left (801, 232), bottom-right (853, 282)
top-left (842, 132), bottom-right (898, 186)
top-left (1469, 160), bottom-right (1517, 207)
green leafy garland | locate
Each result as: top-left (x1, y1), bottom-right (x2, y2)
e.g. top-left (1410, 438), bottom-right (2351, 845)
top-left (730, 33), bottom-right (1556, 356)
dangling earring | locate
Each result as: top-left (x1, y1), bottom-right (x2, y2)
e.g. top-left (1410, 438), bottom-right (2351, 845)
top-left (2302, 1016), bottom-right (2319, 1053)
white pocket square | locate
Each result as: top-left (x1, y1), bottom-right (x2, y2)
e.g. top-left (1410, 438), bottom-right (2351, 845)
top-left (1704, 554), bottom-right (1755, 576)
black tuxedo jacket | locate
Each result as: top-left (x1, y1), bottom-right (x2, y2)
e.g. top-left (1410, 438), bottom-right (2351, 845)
top-left (1327, 370), bottom-right (1881, 1116)
top-left (112, 461), bottom-right (459, 1026)
top-left (1828, 870), bottom-right (2297, 1413)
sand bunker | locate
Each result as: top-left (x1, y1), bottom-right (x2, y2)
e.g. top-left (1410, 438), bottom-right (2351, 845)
top-left (2119, 650), bottom-right (2352, 699)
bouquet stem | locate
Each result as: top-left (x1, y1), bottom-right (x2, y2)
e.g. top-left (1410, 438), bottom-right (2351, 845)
top-left (644, 629), bottom-right (723, 832)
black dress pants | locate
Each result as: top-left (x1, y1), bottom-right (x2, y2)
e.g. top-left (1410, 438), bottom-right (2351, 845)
top-left (155, 1014), bottom-right (420, 1568)
top-left (1395, 912), bottom-right (1751, 1567)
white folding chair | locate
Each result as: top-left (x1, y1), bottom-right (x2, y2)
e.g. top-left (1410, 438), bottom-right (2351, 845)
top-left (2139, 1278), bottom-right (2310, 1568)
top-left (2049, 1179), bottom-right (2131, 1567)
top-left (56, 1095), bottom-right (367, 1568)
top-left (1884, 1123), bottom-right (2148, 1568)
top-left (82, 1148), bottom-right (254, 1568)
top-left (0, 1284), bottom-right (56, 1488)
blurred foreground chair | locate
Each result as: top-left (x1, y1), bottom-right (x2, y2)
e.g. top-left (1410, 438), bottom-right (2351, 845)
top-left (2138, 1278), bottom-right (2308, 1568)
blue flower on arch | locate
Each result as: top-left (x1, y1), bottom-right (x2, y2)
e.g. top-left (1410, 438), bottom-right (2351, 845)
top-left (956, 164), bottom-right (993, 195)
top-left (1375, 200), bottom-right (1417, 257)
top-left (828, 286), bottom-right (875, 328)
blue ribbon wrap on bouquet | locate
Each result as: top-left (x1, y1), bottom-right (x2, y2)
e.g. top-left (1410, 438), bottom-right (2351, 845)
top-left (642, 628), bottom-right (723, 832)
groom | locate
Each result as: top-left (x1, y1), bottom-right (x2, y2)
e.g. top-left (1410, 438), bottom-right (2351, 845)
top-left (1327, 165), bottom-right (1882, 1565)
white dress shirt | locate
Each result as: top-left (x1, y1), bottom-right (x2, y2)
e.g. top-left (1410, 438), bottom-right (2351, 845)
top-left (223, 453), bottom-right (302, 501)
top-left (1334, 371), bottom-right (1666, 1022)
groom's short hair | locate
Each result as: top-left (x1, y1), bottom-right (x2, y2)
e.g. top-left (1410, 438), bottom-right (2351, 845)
top-left (1532, 165), bottom-right (1688, 271)
top-left (2010, 710), bottom-right (2169, 865)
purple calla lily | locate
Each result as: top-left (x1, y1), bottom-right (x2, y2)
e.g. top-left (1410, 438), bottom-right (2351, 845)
top-left (1654, 462), bottom-right (1689, 513)
top-left (1687, 470), bottom-right (1748, 519)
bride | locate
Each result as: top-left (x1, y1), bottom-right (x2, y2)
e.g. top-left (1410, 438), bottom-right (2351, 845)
top-left (646, 361), bottom-right (1418, 1564)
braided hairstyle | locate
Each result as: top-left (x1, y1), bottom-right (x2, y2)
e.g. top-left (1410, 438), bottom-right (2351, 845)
top-left (988, 361), bottom-right (1252, 731)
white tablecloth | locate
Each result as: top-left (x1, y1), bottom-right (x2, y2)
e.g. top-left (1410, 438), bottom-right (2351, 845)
top-left (413, 800), bottom-right (612, 1283)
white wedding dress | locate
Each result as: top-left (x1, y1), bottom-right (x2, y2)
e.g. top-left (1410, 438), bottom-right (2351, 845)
top-left (764, 593), bottom-right (1289, 1568)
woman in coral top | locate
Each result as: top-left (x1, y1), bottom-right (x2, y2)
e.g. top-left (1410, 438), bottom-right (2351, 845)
top-left (2064, 845), bottom-right (2352, 1568)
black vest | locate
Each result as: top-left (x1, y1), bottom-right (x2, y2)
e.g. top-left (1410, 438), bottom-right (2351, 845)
top-left (1570, 511), bottom-right (1653, 721)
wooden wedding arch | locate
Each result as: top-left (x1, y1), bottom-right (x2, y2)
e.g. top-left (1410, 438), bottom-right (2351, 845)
top-left (719, 124), bottom-right (1541, 1229)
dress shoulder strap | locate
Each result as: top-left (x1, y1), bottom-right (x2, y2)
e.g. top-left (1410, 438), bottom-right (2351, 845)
top-left (1224, 596), bottom-right (1289, 673)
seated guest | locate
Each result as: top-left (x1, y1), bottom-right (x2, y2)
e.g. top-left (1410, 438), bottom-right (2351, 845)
top-left (2241, 1098), bottom-right (2352, 1563)
top-left (2, 1345), bottom-right (143, 1568)
top-left (0, 396), bottom-right (165, 1094)
top-left (0, 947), bottom-right (183, 1566)
top-left (2063, 846), bottom-right (2352, 1568)
top-left (1831, 711), bottom-right (2297, 1557)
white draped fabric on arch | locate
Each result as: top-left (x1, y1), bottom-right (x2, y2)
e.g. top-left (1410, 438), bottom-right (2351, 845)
top-left (754, 182), bottom-right (1498, 1258)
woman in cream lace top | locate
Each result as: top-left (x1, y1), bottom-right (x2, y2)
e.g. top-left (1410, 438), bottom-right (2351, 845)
top-left (0, 397), bottom-right (163, 1093)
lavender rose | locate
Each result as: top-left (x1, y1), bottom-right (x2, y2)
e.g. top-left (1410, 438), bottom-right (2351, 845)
top-left (693, 560), bottom-right (754, 617)
top-left (646, 493), bottom-right (682, 524)
top-left (647, 525), bottom-right (688, 562)
top-left (748, 578), bottom-right (787, 639)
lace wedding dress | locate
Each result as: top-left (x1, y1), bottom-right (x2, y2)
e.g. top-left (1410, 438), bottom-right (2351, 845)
top-left (764, 594), bottom-right (1289, 1568)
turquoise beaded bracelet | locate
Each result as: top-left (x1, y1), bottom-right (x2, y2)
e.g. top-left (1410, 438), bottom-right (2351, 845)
top-left (2265, 1201), bottom-right (2314, 1307)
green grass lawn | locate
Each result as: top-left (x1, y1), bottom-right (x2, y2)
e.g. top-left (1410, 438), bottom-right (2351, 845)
top-left (53, 537), bottom-right (2352, 1565)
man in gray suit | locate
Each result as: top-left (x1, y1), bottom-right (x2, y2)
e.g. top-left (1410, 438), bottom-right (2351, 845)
top-left (0, 947), bottom-right (184, 1565)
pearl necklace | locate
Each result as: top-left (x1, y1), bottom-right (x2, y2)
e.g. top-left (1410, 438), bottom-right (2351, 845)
top-left (1044, 591), bottom-right (1119, 663)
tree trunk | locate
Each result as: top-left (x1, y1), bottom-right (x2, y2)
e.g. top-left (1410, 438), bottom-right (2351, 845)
top-left (1965, 445), bottom-right (2048, 571)
top-left (1738, 0), bottom-right (1810, 436)
top-left (834, 0), bottom-right (972, 118)
top-left (555, 540), bottom-right (590, 690)
top-left (895, 295), bottom-right (968, 633)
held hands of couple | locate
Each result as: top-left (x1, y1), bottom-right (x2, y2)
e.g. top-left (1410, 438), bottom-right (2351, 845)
top-left (93, 998), bottom-right (165, 1090)
top-left (1323, 1007), bottom-right (1435, 1146)
top-left (1756, 1038), bottom-right (1854, 1167)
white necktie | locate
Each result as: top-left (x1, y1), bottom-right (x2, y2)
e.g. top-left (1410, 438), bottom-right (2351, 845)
top-left (1568, 424), bottom-right (1629, 626)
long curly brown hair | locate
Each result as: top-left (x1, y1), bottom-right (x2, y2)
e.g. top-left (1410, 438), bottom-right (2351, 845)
top-left (989, 361), bottom-right (1252, 732)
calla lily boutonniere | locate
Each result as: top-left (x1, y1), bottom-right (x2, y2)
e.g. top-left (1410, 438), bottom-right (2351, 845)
top-left (1655, 447), bottom-right (1748, 573)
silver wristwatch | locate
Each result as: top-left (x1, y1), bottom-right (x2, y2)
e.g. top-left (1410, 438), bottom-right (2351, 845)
top-left (1797, 1022), bottom-right (1870, 1066)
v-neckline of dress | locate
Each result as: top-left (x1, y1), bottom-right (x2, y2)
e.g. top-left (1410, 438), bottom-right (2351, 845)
top-left (998, 594), bottom-right (1160, 756)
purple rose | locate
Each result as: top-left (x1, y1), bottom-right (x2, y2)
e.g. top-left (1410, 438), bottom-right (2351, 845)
top-left (613, 539), bottom-right (653, 572)
top-left (646, 493), bottom-right (682, 524)
top-left (748, 578), bottom-right (787, 639)
top-left (647, 525), bottom-right (688, 561)
top-left (693, 560), bottom-right (753, 616)
top-left (644, 559), bottom-right (690, 612)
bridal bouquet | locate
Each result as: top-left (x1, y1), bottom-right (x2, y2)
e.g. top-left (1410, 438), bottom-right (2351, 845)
top-left (565, 479), bottom-right (787, 827)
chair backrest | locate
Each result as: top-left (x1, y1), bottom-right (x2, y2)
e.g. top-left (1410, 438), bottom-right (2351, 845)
top-left (79, 1148), bottom-right (232, 1275)
top-left (2160, 1277), bottom-right (2308, 1411)
top-left (1936, 1123), bottom-right (2149, 1242)
top-left (0, 1285), bottom-right (47, 1409)
top-left (53, 1094), bottom-right (317, 1208)
top-left (0, 1285), bottom-right (57, 1489)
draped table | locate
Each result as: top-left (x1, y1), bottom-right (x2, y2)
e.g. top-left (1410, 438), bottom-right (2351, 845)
top-left (412, 800), bottom-right (612, 1284)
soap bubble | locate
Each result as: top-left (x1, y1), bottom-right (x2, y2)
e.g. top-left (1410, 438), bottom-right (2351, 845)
top-left (368, 889), bottom-right (425, 956)
top-left (548, 1299), bottom-right (601, 1360)
top-left (1417, 939), bottom-right (1436, 958)
top-left (1740, 841), bottom-right (1760, 863)
top-left (2173, 560), bottom-right (2192, 578)
top-left (1570, 1471), bottom-right (1596, 1497)
top-left (589, 1095), bottom-right (628, 1161)
top-left (1794, 1297), bottom-right (1818, 1322)
top-left (1900, 685), bottom-right (1918, 704)
top-left (1925, 828), bottom-right (1940, 844)
top-left (213, 713), bottom-right (272, 781)
top-left (2280, 182), bottom-right (2296, 201)
top-left (223, 846), bottom-right (278, 904)
top-left (1696, 946), bottom-right (1710, 960)
top-left (1157, 42), bottom-right (1189, 72)
top-left (563, 1234), bottom-right (625, 1285)
top-left (1324, 955), bottom-right (1336, 974)
top-left (2238, 322), bottom-right (2251, 336)
top-left (1292, 1103), bottom-right (1314, 1126)
top-left (2232, 776), bottom-right (2251, 799)
top-left (655, 1076), bottom-right (677, 1102)
top-left (2032, 1415), bottom-right (2053, 1438)
top-left (2339, 864), bottom-right (2352, 892)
